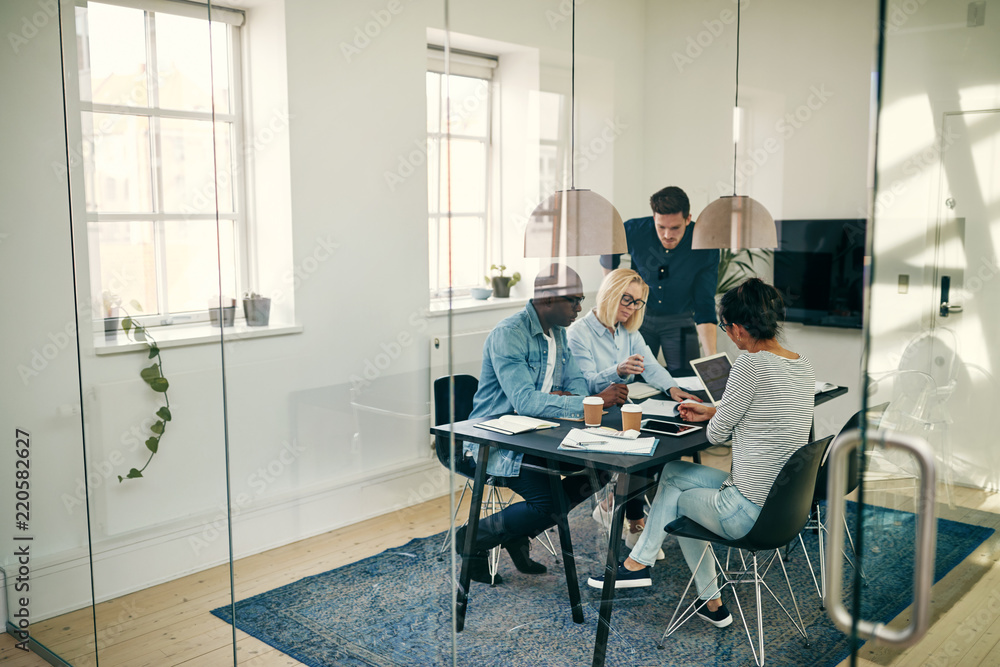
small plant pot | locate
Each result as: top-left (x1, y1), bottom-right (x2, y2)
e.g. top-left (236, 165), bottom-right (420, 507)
top-left (209, 305), bottom-right (236, 327)
top-left (491, 277), bottom-right (511, 298)
top-left (104, 317), bottom-right (119, 341)
top-left (243, 297), bottom-right (271, 326)
top-left (470, 287), bottom-right (492, 300)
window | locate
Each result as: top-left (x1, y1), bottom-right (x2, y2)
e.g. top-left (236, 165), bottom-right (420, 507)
top-left (75, 0), bottom-right (246, 326)
top-left (426, 47), bottom-right (497, 297)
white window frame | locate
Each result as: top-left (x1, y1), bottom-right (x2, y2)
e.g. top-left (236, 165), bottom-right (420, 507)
top-left (77, 0), bottom-right (249, 329)
top-left (426, 46), bottom-right (497, 299)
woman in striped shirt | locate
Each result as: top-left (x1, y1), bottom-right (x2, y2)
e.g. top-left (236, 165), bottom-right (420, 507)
top-left (587, 278), bottom-right (815, 629)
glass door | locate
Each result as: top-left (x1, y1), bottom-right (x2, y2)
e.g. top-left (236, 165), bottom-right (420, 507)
top-left (829, 1), bottom-right (1000, 663)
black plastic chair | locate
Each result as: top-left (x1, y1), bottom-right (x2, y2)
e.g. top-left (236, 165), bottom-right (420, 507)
top-left (797, 402), bottom-right (889, 605)
top-left (658, 436), bottom-right (833, 667)
top-left (432, 374), bottom-right (557, 581)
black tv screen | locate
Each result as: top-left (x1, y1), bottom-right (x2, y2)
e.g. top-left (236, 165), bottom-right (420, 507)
top-left (773, 219), bottom-right (866, 329)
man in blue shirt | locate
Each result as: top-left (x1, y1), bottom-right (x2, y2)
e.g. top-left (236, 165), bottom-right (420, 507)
top-left (459, 264), bottom-right (627, 583)
top-left (600, 186), bottom-right (720, 375)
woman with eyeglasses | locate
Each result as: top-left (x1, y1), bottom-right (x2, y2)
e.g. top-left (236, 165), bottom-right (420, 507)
top-left (567, 268), bottom-right (702, 547)
top-left (586, 278), bottom-right (815, 630)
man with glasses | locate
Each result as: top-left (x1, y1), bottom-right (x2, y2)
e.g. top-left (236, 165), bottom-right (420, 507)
top-left (458, 264), bottom-right (628, 584)
top-left (600, 186), bottom-right (720, 375)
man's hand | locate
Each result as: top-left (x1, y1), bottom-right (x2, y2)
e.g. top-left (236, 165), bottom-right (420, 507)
top-left (678, 402), bottom-right (715, 422)
top-left (617, 354), bottom-right (645, 378)
top-left (596, 383), bottom-right (629, 407)
top-left (668, 386), bottom-right (702, 402)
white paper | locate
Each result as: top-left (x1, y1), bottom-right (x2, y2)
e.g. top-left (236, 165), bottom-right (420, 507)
top-left (638, 398), bottom-right (702, 418)
top-left (675, 376), bottom-right (705, 391)
top-left (814, 381), bottom-right (838, 394)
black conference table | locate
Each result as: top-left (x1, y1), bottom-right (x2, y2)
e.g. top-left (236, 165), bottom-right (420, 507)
top-left (430, 385), bottom-right (848, 667)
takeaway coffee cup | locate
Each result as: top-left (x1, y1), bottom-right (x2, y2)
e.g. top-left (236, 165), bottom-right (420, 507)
top-left (621, 404), bottom-right (642, 431)
top-left (583, 396), bottom-right (603, 427)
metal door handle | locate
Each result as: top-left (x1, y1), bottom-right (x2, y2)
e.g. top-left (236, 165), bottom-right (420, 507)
top-left (825, 428), bottom-right (936, 647)
top-left (939, 276), bottom-right (962, 316)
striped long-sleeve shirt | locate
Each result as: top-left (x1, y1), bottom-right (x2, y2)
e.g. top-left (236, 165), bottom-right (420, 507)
top-left (708, 351), bottom-right (816, 507)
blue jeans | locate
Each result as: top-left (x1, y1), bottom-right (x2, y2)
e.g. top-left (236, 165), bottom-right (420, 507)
top-left (630, 460), bottom-right (761, 600)
top-left (471, 455), bottom-right (612, 552)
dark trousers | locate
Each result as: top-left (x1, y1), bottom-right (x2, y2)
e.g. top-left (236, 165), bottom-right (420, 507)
top-left (472, 454), bottom-right (612, 552)
top-left (638, 313), bottom-right (700, 376)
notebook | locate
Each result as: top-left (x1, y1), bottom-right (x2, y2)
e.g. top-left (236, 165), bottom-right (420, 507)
top-left (626, 382), bottom-right (661, 400)
top-left (689, 352), bottom-right (733, 405)
top-left (558, 428), bottom-right (659, 456)
top-left (474, 415), bottom-right (559, 435)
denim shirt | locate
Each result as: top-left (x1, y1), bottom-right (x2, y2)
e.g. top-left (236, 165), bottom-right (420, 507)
top-left (567, 310), bottom-right (680, 395)
top-left (465, 302), bottom-right (590, 477)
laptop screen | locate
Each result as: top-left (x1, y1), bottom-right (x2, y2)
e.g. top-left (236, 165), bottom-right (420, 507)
top-left (689, 353), bottom-right (732, 405)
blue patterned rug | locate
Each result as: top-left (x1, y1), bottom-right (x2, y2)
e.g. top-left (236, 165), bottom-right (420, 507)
top-left (212, 502), bottom-right (993, 666)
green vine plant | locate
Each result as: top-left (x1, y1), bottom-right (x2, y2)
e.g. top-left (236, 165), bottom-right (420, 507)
top-left (116, 301), bottom-right (171, 482)
top-left (716, 249), bottom-right (773, 295)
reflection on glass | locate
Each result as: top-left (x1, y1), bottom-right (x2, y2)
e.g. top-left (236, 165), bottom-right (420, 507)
top-left (82, 112), bottom-right (153, 213)
top-left (89, 220), bottom-right (158, 315)
top-left (164, 219), bottom-right (238, 312)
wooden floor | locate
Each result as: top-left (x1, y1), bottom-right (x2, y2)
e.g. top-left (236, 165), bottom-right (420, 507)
top-left (3, 447), bottom-right (999, 666)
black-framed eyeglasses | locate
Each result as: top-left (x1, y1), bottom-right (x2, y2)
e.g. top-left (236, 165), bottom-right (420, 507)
top-left (718, 321), bottom-right (730, 331)
top-left (560, 295), bottom-right (585, 307)
top-left (620, 294), bottom-right (646, 310)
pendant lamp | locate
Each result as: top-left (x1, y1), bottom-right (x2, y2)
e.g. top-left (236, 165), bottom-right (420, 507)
top-left (691, 1), bottom-right (777, 251)
top-left (523, 3), bottom-right (626, 258)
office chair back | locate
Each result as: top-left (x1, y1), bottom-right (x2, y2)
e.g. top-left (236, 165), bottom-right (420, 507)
top-left (813, 402), bottom-right (889, 503)
top-left (433, 374), bottom-right (479, 479)
top-left (737, 436), bottom-right (833, 551)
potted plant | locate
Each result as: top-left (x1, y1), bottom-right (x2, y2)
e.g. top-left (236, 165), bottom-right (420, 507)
top-left (209, 297), bottom-right (237, 327)
top-left (487, 264), bottom-right (521, 298)
top-left (243, 291), bottom-right (271, 326)
top-left (102, 290), bottom-right (122, 341)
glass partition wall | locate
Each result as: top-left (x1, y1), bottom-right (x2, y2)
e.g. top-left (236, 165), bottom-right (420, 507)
top-left (4, 1), bottom-right (998, 666)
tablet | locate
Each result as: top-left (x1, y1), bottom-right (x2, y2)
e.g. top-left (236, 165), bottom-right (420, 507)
top-left (689, 352), bottom-right (732, 405)
top-left (640, 419), bottom-right (703, 437)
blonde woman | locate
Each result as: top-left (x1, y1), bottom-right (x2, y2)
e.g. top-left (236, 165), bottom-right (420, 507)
top-left (567, 268), bottom-right (701, 546)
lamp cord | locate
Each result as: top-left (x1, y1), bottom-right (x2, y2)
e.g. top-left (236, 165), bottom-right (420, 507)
top-left (571, 0), bottom-right (576, 191)
top-left (732, 0), bottom-right (740, 196)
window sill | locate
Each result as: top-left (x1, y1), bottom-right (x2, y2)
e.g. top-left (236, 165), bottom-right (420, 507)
top-left (94, 322), bottom-right (304, 355)
top-left (428, 295), bottom-right (530, 317)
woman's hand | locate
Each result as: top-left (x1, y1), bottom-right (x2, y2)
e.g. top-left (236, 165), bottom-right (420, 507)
top-left (679, 402), bottom-right (716, 422)
top-left (668, 386), bottom-right (702, 402)
top-left (617, 354), bottom-right (645, 377)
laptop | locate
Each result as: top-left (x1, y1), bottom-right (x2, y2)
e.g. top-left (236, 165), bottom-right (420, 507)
top-left (688, 352), bottom-right (733, 406)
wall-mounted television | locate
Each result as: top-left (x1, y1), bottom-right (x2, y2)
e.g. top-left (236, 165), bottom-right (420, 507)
top-left (772, 219), bottom-right (866, 329)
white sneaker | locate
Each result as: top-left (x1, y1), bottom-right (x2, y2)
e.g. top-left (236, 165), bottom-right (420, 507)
top-left (592, 503), bottom-right (613, 531)
top-left (656, 548), bottom-right (666, 561)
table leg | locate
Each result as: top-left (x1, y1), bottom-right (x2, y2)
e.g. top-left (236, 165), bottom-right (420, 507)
top-left (592, 473), bottom-right (630, 667)
top-left (456, 443), bottom-right (491, 632)
top-left (546, 458), bottom-right (585, 624)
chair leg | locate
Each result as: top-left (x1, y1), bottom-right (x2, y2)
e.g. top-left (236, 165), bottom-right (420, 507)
top-left (439, 480), bottom-right (472, 554)
top-left (841, 514), bottom-right (869, 587)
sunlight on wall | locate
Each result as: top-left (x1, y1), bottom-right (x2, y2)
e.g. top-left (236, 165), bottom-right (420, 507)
top-left (877, 93), bottom-right (935, 170)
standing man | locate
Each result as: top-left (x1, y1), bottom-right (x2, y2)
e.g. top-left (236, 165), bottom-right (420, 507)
top-left (600, 186), bottom-right (719, 375)
top-left (459, 264), bottom-right (627, 584)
